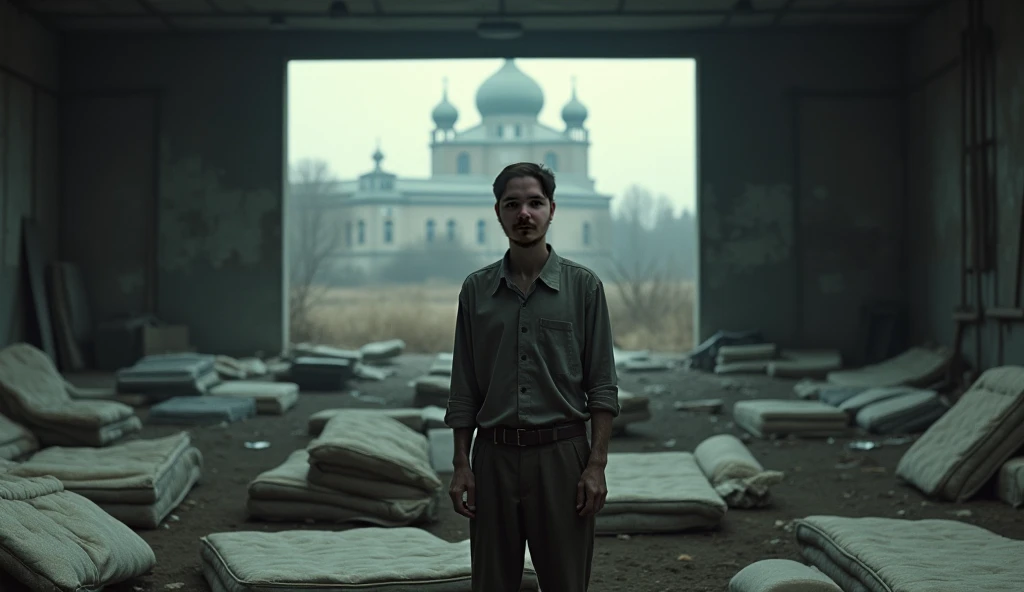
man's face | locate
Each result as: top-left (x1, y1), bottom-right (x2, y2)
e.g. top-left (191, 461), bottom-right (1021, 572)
top-left (494, 176), bottom-right (555, 249)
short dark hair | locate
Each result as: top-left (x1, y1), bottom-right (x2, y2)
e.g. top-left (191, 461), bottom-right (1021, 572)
top-left (492, 162), bottom-right (556, 202)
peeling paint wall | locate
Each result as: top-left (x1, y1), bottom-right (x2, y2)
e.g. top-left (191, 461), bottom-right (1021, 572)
top-left (60, 29), bottom-right (904, 358)
top-left (0, 0), bottom-right (60, 349)
top-left (907, 0), bottom-right (1024, 371)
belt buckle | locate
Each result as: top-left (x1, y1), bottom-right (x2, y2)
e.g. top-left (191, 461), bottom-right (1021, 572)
top-left (516, 428), bottom-right (526, 446)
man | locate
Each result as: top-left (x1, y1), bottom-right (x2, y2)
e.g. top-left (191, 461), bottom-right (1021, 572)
top-left (444, 162), bottom-right (620, 592)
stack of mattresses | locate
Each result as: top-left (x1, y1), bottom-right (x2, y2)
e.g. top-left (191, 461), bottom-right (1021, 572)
top-left (733, 400), bottom-right (848, 439)
top-left (686, 329), bottom-right (764, 371)
top-left (248, 413), bottom-right (441, 526)
top-left (825, 345), bottom-right (952, 388)
top-left (115, 353), bottom-right (221, 398)
top-left (767, 349), bottom-right (843, 379)
top-left (729, 559), bottom-right (842, 592)
top-left (148, 396), bottom-right (257, 425)
top-left (694, 434), bottom-right (783, 509)
top-left (360, 339), bottom-right (406, 364)
top-left (794, 515), bottom-right (1024, 591)
top-left (0, 343), bottom-right (142, 446)
top-left (200, 528), bottom-right (540, 592)
top-left (413, 374), bottom-right (450, 407)
top-left (290, 357), bottom-right (355, 391)
top-left (291, 342), bottom-right (363, 364)
top-left (896, 366), bottom-right (1024, 501)
top-left (209, 380), bottom-right (299, 415)
top-left (998, 458), bottom-right (1024, 508)
top-left (0, 413), bottom-right (38, 460)
top-left (612, 389), bottom-right (651, 434)
top-left (7, 432), bottom-right (202, 528)
top-left (713, 343), bottom-right (777, 374)
top-left (429, 352), bottom-right (453, 376)
top-left (598, 451), bottom-right (727, 535)
top-left (0, 473), bottom-right (156, 590)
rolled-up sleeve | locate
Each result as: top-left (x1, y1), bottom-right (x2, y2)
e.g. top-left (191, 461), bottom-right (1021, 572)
top-left (444, 285), bottom-right (483, 429)
top-left (581, 279), bottom-right (619, 416)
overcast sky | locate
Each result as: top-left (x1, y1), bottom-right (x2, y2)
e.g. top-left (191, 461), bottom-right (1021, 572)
top-left (287, 58), bottom-right (697, 215)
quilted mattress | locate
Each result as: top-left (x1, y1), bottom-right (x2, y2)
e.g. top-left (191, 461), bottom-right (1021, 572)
top-left (0, 473), bottom-right (156, 591)
top-left (729, 558), bottom-right (841, 592)
top-left (429, 353), bottom-right (453, 376)
top-left (307, 413), bottom-right (441, 495)
top-left (837, 386), bottom-right (918, 415)
top-left (998, 457), bottom-right (1024, 508)
top-left (0, 413), bottom-right (37, 460)
top-left (612, 390), bottom-right (651, 434)
top-left (716, 343), bottom-right (777, 363)
top-left (0, 343), bottom-right (142, 446)
top-left (148, 395), bottom-right (257, 425)
top-left (598, 451), bottom-right (726, 535)
top-left (855, 390), bottom-right (947, 435)
top-left (200, 528), bottom-right (538, 592)
top-left (767, 350), bottom-right (842, 379)
top-left (825, 346), bottom-right (951, 388)
top-left (733, 400), bottom-right (849, 439)
top-left (8, 431), bottom-right (202, 528)
top-left (694, 434), bottom-right (783, 508)
top-left (360, 339), bottom-right (406, 363)
top-left (210, 380), bottom-right (300, 414)
top-left (795, 515), bottom-right (1024, 592)
top-left (896, 365), bottom-right (1024, 501)
top-left (247, 449), bottom-right (437, 526)
top-left (413, 375), bottom-right (450, 407)
top-left (308, 407), bottom-right (427, 436)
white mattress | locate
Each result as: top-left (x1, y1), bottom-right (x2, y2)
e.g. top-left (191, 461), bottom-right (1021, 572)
top-left (998, 457), bottom-right (1024, 508)
top-left (0, 473), bottom-right (156, 591)
top-left (360, 339), bottom-right (405, 362)
top-left (247, 449), bottom-right (437, 526)
top-left (8, 432), bottom-right (203, 528)
top-left (768, 350), bottom-right (842, 379)
top-left (825, 346), bottom-right (951, 388)
top-left (733, 400), bottom-right (849, 438)
top-left (729, 558), bottom-right (841, 592)
top-left (200, 528), bottom-right (538, 592)
top-left (210, 381), bottom-right (299, 414)
top-left (308, 408), bottom-right (427, 436)
top-left (855, 390), bottom-right (947, 435)
top-left (0, 413), bottom-right (38, 460)
top-left (694, 434), bottom-right (783, 508)
top-left (716, 343), bottom-right (777, 363)
top-left (413, 375), bottom-right (450, 407)
top-left (795, 515), bottom-right (1024, 592)
top-left (307, 413), bottom-right (440, 495)
top-left (837, 386), bottom-right (918, 415)
top-left (598, 451), bottom-right (726, 535)
top-left (896, 365), bottom-right (1024, 501)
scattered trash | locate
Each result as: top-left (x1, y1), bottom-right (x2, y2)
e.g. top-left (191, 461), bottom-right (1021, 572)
top-left (244, 441), bottom-right (271, 450)
top-left (644, 384), bottom-right (669, 396)
top-left (769, 538), bottom-right (782, 545)
top-left (169, 514), bottom-right (180, 522)
top-left (677, 554), bottom-right (693, 561)
top-left (848, 440), bottom-right (879, 451)
top-left (616, 534), bottom-right (631, 541)
top-left (165, 583), bottom-right (185, 590)
top-left (350, 391), bottom-right (387, 405)
top-left (662, 439), bottom-right (677, 448)
top-left (881, 435), bottom-right (915, 446)
top-left (949, 509), bottom-right (973, 518)
top-left (896, 509), bottom-right (906, 516)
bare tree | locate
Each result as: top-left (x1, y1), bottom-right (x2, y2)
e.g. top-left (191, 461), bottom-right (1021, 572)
top-left (288, 158), bottom-right (341, 341)
top-left (608, 185), bottom-right (685, 328)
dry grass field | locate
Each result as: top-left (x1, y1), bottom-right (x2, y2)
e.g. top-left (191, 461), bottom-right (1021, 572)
top-left (292, 279), bottom-right (695, 354)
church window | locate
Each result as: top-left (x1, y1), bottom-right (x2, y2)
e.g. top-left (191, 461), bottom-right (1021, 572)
top-left (457, 152), bottom-right (470, 175)
top-left (582, 221), bottom-right (591, 246)
top-left (357, 220), bottom-right (366, 244)
top-left (544, 151), bottom-right (558, 171)
top-left (447, 219), bottom-right (457, 242)
top-left (514, 124), bottom-right (522, 138)
top-left (345, 221), bottom-right (352, 246)
top-left (383, 220), bottom-right (393, 244)
top-left (426, 219), bottom-right (436, 242)
top-left (476, 219), bottom-right (486, 245)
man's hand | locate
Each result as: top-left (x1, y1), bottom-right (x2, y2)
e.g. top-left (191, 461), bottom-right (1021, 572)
top-left (576, 464), bottom-right (607, 517)
top-left (449, 466), bottom-right (476, 519)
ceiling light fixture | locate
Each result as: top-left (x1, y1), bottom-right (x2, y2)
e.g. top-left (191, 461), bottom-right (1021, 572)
top-left (476, 20), bottom-right (524, 40)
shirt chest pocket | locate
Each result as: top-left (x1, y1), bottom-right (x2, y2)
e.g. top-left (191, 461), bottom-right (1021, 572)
top-left (538, 318), bottom-right (581, 376)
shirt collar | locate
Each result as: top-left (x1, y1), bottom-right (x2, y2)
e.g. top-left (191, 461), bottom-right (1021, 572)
top-left (491, 245), bottom-right (562, 296)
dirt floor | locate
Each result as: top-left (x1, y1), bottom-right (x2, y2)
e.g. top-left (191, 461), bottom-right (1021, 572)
top-left (85, 353), bottom-right (1024, 592)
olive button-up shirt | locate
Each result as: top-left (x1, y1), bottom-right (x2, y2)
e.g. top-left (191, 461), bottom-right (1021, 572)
top-left (444, 247), bottom-right (620, 430)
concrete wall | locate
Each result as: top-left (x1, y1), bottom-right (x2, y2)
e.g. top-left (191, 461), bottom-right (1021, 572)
top-left (61, 28), bottom-right (907, 359)
top-left (907, 0), bottom-right (1024, 371)
top-left (0, 0), bottom-right (60, 348)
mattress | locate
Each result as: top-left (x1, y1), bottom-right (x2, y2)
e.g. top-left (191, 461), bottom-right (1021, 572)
top-left (598, 451), bottom-right (726, 535)
top-left (413, 375), bottom-right (450, 407)
top-left (855, 390), bottom-right (947, 435)
top-left (768, 350), bottom-right (843, 379)
top-left (292, 343), bottom-right (363, 364)
top-left (997, 457), bottom-right (1024, 508)
top-left (0, 413), bottom-right (38, 460)
top-left (716, 343), bottom-right (777, 363)
top-left (307, 413), bottom-right (441, 495)
top-left (837, 386), bottom-right (919, 415)
top-left (428, 354), bottom-right (453, 376)
top-left (693, 434), bottom-right (783, 508)
top-left (825, 346), bottom-right (952, 388)
top-left (733, 400), bottom-right (849, 439)
top-left (818, 386), bottom-right (868, 407)
top-left (729, 559), bottom-right (841, 592)
top-left (148, 395), bottom-right (257, 425)
top-left (0, 343), bottom-right (141, 446)
top-left (308, 408), bottom-right (426, 436)
top-left (210, 381), bottom-right (300, 415)
top-left (795, 515), bottom-right (1024, 592)
top-left (247, 449), bottom-right (437, 526)
top-left (360, 339), bottom-right (406, 363)
top-left (8, 432), bottom-right (203, 528)
top-left (611, 390), bottom-right (651, 433)
top-left (714, 360), bottom-right (770, 375)
top-left (0, 473), bottom-right (156, 591)
top-left (895, 365), bottom-right (1024, 501)
top-left (199, 528), bottom-right (539, 592)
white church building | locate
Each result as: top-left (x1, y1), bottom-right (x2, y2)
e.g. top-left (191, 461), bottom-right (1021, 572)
top-left (325, 58), bottom-right (614, 279)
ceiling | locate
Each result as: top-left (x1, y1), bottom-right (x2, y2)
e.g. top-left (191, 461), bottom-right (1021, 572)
top-left (15, 0), bottom-right (946, 32)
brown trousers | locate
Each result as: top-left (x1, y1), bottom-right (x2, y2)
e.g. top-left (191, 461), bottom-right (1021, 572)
top-left (469, 432), bottom-right (596, 592)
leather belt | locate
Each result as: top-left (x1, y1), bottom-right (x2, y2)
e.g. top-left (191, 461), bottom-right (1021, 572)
top-left (479, 422), bottom-right (586, 447)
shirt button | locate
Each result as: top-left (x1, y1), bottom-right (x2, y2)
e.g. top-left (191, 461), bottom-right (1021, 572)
top-left (521, 327), bottom-right (527, 333)
top-left (520, 355), bottom-right (526, 361)
top-left (520, 387), bottom-right (526, 393)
